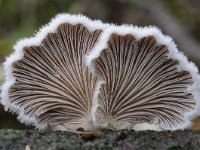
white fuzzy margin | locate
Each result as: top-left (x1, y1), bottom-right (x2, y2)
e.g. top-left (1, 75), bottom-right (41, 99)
top-left (0, 13), bottom-right (109, 129)
top-left (91, 80), bottom-right (105, 125)
top-left (86, 24), bottom-right (200, 131)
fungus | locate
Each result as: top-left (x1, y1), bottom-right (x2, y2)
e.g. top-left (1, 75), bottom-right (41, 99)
top-left (89, 25), bottom-right (200, 131)
top-left (1, 13), bottom-right (107, 131)
top-left (1, 13), bottom-right (200, 131)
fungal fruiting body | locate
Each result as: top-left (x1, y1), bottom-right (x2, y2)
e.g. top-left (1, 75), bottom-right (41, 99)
top-left (1, 13), bottom-right (200, 131)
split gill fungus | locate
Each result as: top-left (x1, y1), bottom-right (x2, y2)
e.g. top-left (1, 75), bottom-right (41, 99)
top-left (1, 13), bottom-right (200, 132)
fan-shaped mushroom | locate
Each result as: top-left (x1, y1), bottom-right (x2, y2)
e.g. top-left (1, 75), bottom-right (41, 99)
top-left (88, 25), bottom-right (200, 130)
top-left (1, 13), bottom-right (107, 131)
top-left (1, 14), bottom-right (200, 131)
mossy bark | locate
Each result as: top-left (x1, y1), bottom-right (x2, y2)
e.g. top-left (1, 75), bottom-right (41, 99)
top-left (0, 129), bottom-right (200, 150)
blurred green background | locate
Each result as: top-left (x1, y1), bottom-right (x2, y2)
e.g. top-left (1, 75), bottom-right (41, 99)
top-left (0, 0), bottom-right (200, 130)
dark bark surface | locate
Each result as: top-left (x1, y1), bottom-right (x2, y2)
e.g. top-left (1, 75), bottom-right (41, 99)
top-left (0, 129), bottom-right (200, 150)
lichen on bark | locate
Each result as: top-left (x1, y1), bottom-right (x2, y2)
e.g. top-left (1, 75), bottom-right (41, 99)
top-left (0, 129), bottom-right (200, 150)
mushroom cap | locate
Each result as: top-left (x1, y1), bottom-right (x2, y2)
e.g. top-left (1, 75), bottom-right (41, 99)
top-left (88, 25), bottom-right (200, 130)
top-left (1, 13), bottom-right (107, 131)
